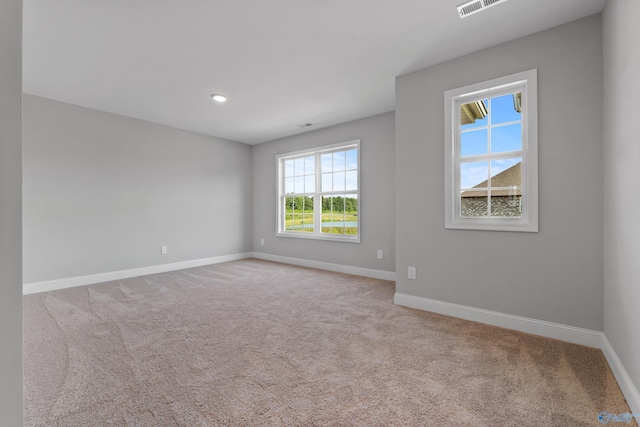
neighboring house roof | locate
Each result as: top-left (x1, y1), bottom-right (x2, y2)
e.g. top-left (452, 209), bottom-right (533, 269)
top-left (513, 92), bottom-right (522, 113)
top-left (462, 162), bottom-right (521, 197)
top-left (460, 92), bottom-right (521, 125)
top-left (461, 101), bottom-right (488, 125)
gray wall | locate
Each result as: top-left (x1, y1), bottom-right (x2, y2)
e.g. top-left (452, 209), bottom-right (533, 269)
top-left (0, 0), bottom-right (23, 424)
top-left (23, 95), bottom-right (252, 284)
top-left (603, 0), bottom-right (640, 401)
top-left (252, 112), bottom-right (395, 273)
top-left (395, 15), bottom-right (604, 330)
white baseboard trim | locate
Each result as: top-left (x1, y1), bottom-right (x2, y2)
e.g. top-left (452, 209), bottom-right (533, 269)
top-left (394, 292), bottom-right (603, 348)
top-left (23, 253), bottom-right (396, 295)
top-left (395, 292), bottom-right (640, 416)
top-left (250, 252), bottom-right (396, 281)
top-left (23, 253), bottom-right (253, 295)
top-left (601, 335), bottom-right (640, 417)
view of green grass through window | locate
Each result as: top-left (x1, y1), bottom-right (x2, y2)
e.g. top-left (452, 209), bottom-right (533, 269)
top-left (284, 195), bottom-right (358, 235)
top-left (280, 142), bottom-right (359, 240)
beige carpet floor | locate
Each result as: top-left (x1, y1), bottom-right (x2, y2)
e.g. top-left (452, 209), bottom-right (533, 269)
top-left (23, 259), bottom-right (634, 426)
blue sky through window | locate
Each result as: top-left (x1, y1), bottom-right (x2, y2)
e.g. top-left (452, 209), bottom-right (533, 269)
top-left (460, 92), bottom-right (522, 188)
top-left (461, 129), bottom-right (488, 156)
top-left (492, 93), bottom-right (521, 124)
top-left (320, 149), bottom-right (358, 192)
top-left (492, 123), bottom-right (521, 153)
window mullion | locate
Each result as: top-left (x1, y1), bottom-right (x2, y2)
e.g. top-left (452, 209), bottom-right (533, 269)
top-left (487, 97), bottom-right (493, 218)
top-left (315, 153), bottom-right (321, 234)
top-left (454, 122), bottom-right (462, 218)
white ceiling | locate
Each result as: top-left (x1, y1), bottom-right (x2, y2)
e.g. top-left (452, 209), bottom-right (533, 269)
top-left (23, 0), bottom-right (606, 145)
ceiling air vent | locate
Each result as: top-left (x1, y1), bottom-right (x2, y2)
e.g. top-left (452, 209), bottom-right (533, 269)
top-left (457, 0), bottom-right (510, 18)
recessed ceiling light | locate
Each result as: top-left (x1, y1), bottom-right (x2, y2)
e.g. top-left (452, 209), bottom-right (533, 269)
top-left (211, 94), bottom-right (227, 102)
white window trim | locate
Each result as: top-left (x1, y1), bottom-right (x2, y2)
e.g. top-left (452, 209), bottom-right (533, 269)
top-left (444, 69), bottom-right (538, 232)
top-left (276, 140), bottom-right (361, 243)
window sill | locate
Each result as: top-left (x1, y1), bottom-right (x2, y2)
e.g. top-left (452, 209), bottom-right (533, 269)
top-left (276, 231), bottom-right (361, 243)
top-left (445, 217), bottom-right (537, 232)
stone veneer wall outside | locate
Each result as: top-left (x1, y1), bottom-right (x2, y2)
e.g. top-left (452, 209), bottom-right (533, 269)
top-left (461, 196), bottom-right (522, 217)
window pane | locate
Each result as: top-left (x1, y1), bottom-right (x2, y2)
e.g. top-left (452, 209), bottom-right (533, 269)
top-left (289, 212), bottom-right (297, 230)
top-left (305, 156), bottom-right (315, 174)
top-left (302, 196), bottom-right (314, 232)
top-left (322, 173), bottom-right (332, 192)
top-left (460, 99), bottom-right (488, 130)
top-left (345, 195), bottom-right (358, 214)
top-left (345, 195), bottom-right (358, 236)
top-left (294, 157), bottom-right (304, 175)
top-left (492, 124), bottom-right (521, 153)
top-left (346, 170), bottom-right (357, 191)
top-left (321, 196), bottom-right (331, 233)
top-left (490, 158), bottom-right (521, 217)
top-left (285, 177), bottom-right (294, 194)
top-left (490, 158), bottom-right (521, 189)
top-left (284, 197), bottom-right (295, 231)
top-left (346, 149), bottom-right (357, 170)
top-left (296, 211), bottom-right (305, 232)
top-left (321, 153), bottom-right (332, 173)
top-left (284, 160), bottom-right (294, 178)
top-left (322, 196), bottom-right (343, 234)
top-left (460, 161), bottom-right (488, 190)
top-left (491, 194), bottom-right (522, 217)
top-left (294, 176), bottom-right (304, 194)
top-left (461, 129), bottom-right (488, 157)
top-left (285, 196), bottom-right (314, 233)
top-left (491, 92), bottom-right (522, 125)
top-left (305, 175), bottom-right (315, 193)
top-left (333, 151), bottom-right (346, 171)
top-left (333, 172), bottom-right (346, 192)
top-left (332, 210), bottom-right (346, 235)
top-left (303, 196), bottom-right (314, 212)
top-left (320, 195), bottom-right (358, 236)
top-left (321, 196), bottom-right (335, 233)
top-left (460, 190), bottom-right (488, 217)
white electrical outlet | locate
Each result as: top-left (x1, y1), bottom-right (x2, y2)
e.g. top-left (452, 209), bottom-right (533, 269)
top-left (377, 250), bottom-right (383, 259)
top-left (261, 238), bottom-right (265, 246)
top-left (161, 246), bottom-right (168, 255)
top-left (408, 266), bottom-right (416, 280)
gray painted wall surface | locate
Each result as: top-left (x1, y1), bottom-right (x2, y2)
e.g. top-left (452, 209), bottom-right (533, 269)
top-left (252, 112), bottom-right (395, 272)
top-left (603, 0), bottom-right (640, 400)
top-left (23, 95), bottom-right (252, 284)
top-left (0, 0), bottom-right (23, 424)
top-left (395, 16), bottom-right (604, 330)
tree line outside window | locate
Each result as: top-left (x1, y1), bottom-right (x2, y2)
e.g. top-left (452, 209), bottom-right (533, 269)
top-left (284, 195), bottom-right (358, 213)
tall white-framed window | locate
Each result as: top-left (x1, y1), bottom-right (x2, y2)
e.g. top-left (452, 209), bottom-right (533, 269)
top-left (277, 140), bottom-right (360, 242)
top-left (444, 69), bottom-right (538, 232)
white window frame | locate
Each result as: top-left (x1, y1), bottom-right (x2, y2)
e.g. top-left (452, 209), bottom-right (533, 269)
top-left (276, 140), bottom-right (360, 242)
top-left (444, 69), bottom-right (538, 232)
